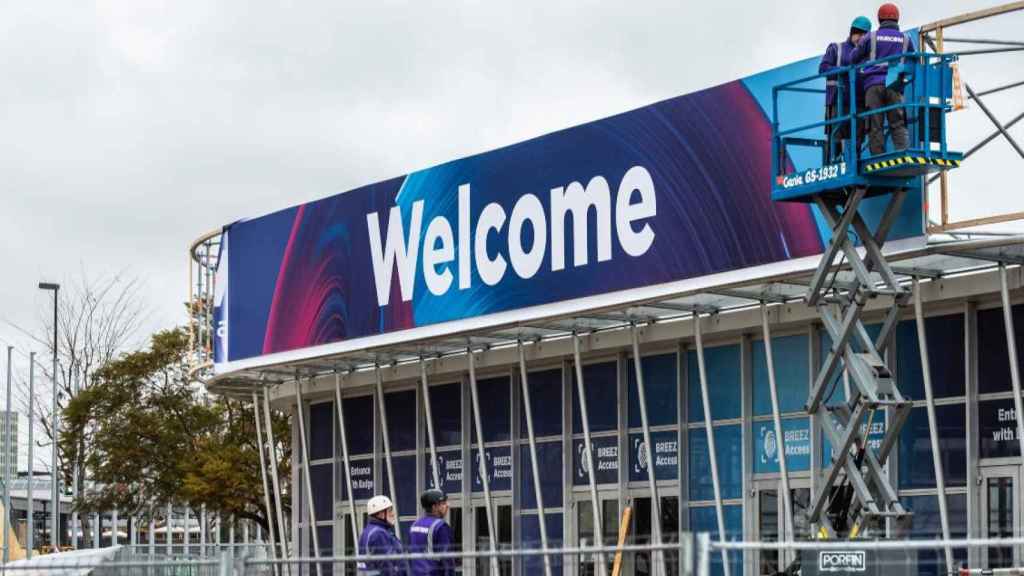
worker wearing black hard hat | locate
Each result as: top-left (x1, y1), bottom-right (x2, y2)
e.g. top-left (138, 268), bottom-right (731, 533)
top-left (408, 489), bottom-right (456, 575)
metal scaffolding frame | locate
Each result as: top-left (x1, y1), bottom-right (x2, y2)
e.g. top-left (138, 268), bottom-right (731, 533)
top-left (693, 314), bottom-right (731, 576)
top-left (517, 343), bottom-right (554, 576)
top-left (420, 362), bottom-right (442, 491)
top-left (263, 389), bottom-right (291, 573)
top-left (252, 390), bottom-right (280, 576)
top-left (760, 303), bottom-right (794, 545)
top-left (374, 366), bottom-right (402, 537)
top-left (572, 334), bottom-right (610, 576)
top-left (630, 325), bottom-right (666, 576)
top-left (294, 378), bottom-right (323, 576)
top-left (467, 348), bottom-right (501, 576)
top-left (333, 373), bottom-right (360, 550)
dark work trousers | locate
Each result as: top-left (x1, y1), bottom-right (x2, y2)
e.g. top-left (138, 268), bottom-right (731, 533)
top-left (826, 100), bottom-right (865, 162)
top-left (865, 84), bottom-right (908, 155)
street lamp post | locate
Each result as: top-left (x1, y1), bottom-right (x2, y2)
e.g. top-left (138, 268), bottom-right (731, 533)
top-left (38, 282), bottom-right (60, 550)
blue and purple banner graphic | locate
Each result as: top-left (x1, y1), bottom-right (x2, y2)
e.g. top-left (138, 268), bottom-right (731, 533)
top-left (214, 55), bottom-right (924, 370)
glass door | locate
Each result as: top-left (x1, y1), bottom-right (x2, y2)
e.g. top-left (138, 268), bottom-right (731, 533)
top-left (753, 479), bottom-right (811, 575)
top-left (981, 467), bottom-right (1019, 569)
top-left (575, 495), bottom-right (620, 576)
top-left (473, 501), bottom-right (511, 576)
top-left (626, 494), bottom-right (679, 576)
top-left (449, 503), bottom-right (464, 574)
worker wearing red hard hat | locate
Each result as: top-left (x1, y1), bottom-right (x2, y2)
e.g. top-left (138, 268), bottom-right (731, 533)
top-left (819, 15), bottom-right (873, 161)
top-left (850, 3), bottom-right (913, 155)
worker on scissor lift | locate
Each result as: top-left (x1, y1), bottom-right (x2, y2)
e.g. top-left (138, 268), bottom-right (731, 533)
top-left (850, 3), bottom-right (914, 156)
top-left (819, 16), bottom-right (872, 161)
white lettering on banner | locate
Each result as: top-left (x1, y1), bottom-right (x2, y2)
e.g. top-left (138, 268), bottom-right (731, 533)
top-left (819, 551), bottom-right (866, 572)
top-left (366, 166), bottom-right (658, 307)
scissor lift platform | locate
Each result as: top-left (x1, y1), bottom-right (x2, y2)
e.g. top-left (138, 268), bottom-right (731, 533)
top-left (771, 51), bottom-right (963, 204)
top-left (769, 51), bottom-right (964, 540)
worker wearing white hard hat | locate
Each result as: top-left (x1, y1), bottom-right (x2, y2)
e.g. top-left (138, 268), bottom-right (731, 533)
top-left (357, 495), bottom-right (407, 575)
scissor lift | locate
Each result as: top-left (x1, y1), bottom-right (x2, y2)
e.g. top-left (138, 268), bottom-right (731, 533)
top-left (771, 51), bottom-right (963, 539)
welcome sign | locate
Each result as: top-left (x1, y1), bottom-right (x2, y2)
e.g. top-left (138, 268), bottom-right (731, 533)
top-left (212, 54), bottom-right (925, 373)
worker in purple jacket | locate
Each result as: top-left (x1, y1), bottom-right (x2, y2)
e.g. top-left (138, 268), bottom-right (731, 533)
top-left (358, 496), bottom-right (408, 575)
top-left (850, 3), bottom-right (914, 155)
top-left (820, 16), bottom-right (872, 159)
top-left (408, 490), bottom-right (457, 575)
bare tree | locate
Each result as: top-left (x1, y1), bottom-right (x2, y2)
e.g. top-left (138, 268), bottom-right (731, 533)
top-left (29, 270), bottom-right (148, 544)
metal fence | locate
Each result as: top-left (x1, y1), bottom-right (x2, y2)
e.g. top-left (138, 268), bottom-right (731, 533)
top-left (13, 536), bottom-right (1024, 575)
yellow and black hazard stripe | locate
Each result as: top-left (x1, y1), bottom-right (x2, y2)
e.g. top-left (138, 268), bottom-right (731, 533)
top-left (863, 155), bottom-right (962, 173)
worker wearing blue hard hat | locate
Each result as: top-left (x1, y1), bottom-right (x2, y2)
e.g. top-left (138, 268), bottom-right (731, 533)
top-left (850, 3), bottom-right (914, 155)
top-left (819, 15), bottom-right (872, 160)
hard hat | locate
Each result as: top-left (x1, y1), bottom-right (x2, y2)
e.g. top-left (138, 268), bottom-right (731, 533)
top-left (850, 16), bottom-right (872, 33)
top-left (878, 3), bottom-right (900, 21)
top-left (366, 495), bottom-right (394, 516)
top-left (420, 489), bottom-right (448, 510)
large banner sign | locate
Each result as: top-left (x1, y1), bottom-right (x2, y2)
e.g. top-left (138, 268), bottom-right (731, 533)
top-left (213, 55), bottom-right (925, 371)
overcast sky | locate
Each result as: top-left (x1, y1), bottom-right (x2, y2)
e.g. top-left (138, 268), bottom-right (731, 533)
top-left (1, 1), bottom-right (1022, 470)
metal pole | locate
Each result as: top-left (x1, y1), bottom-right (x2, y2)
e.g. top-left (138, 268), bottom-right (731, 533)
top-left (148, 508), bottom-right (154, 557)
top-left (332, 375), bottom-right (359, 544)
top-left (572, 334), bottom-right (609, 576)
top-left (27, 352), bottom-right (35, 559)
top-left (294, 378), bottom-right (322, 576)
top-left (913, 278), bottom-right (954, 572)
top-left (761, 304), bottom-right (794, 543)
top-left (183, 506), bottom-right (190, 555)
top-left (263, 388), bottom-right (291, 575)
top-left (252, 391), bottom-right (279, 576)
top-left (420, 362), bottom-right (442, 490)
top-left (630, 326), bottom-right (665, 576)
top-left (1000, 264), bottom-right (1024, 504)
top-left (518, 343), bottom-right (553, 576)
top-left (230, 514), bottom-right (236, 548)
top-left (167, 502), bottom-right (173, 555)
top-left (93, 511), bottom-right (100, 548)
top-left (49, 286), bottom-right (60, 551)
top-left (4, 345), bottom-right (12, 565)
top-left (113, 509), bottom-right (119, 547)
top-left (374, 367), bottom-right (402, 536)
top-left (201, 505), bottom-right (207, 556)
top-left (467, 348), bottom-right (500, 575)
top-left (694, 316), bottom-right (732, 576)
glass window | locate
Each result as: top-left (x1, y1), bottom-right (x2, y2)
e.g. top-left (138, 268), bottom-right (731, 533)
top-left (628, 430), bottom-right (679, 481)
top-left (423, 447), bottom-right (462, 496)
top-left (520, 369), bottom-right (563, 438)
top-left (430, 382), bottom-right (462, 447)
top-left (628, 353), bottom-right (679, 428)
top-left (472, 376), bottom-right (511, 443)
top-left (308, 402), bottom-right (334, 461)
top-left (896, 314), bottom-right (965, 400)
top-left (752, 334), bottom-right (808, 416)
top-left (317, 526), bottom-right (333, 576)
top-left (688, 345), bottom-right (741, 422)
top-left (520, 441), bottom-right (563, 508)
top-left (310, 463), bottom-right (333, 522)
top-left (752, 418), bottom-right (811, 474)
top-left (471, 445), bottom-right (513, 492)
top-left (979, 305), bottom-right (1024, 394)
top-left (382, 455), bottom-right (418, 516)
top-left (385, 390), bottom-right (416, 452)
top-left (689, 505), bottom-right (742, 576)
top-left (521, 513), bottom-right (563, 575)
top-left (343, 458), bottom-right (375, 501)
top-left (572, 361), bottom-right (618, 434)
top-left (343, 395), bottom-right (374, 456)
top-left (979, 398), bottom-right (1020, 459)
top-left (689, 424), bottom-right (742, 500)
top-left (899, 404), bottom-right (967, 489)
top-left (901, 494), bottom-right (967, 576)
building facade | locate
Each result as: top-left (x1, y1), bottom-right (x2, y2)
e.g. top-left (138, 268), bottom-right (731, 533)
top-left (271, 267), bottom-right (1024, 576)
